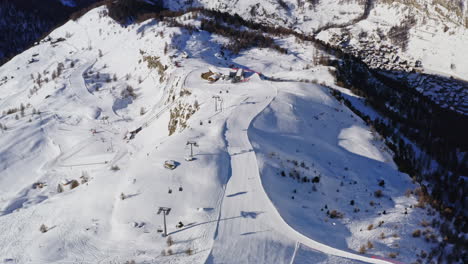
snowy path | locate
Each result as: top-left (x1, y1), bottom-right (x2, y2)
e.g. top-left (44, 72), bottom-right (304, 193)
top-left (208, 80), bottom-right (392, 264)
top-left (68, 58), bottom-right (115, 119)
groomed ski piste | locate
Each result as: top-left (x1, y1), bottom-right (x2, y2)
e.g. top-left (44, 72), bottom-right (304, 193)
top-left (0, 6), bottom-right (443, 264)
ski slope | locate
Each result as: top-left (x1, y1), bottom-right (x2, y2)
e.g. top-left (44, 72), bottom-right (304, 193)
top-left (0, 5), bottom-right (446, 264)
top-left (206, 76), bottom-right (392, 264)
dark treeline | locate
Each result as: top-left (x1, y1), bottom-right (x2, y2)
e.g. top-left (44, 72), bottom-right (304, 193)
top-left (127, 7), bottom-right (289, 54)
top-left (331, 55), bottom-right (467, 261)
top-left (330, 86), bottom-right (467, 262)
top-left (387, 16), bottom-right (417, 51)
top-left (334, 56), bottom-right (468, 176)
top-left (105, 0), bottom-right (164, 24)
top-left (199, 19), bottom-right (287, 54)
top-left (0, 0), bottom-right (101, 66)
top-left (169, 6), bottom-right (468, 261)
top-left (1, 1), bottom-right (466, 261)
top-left (106, 2), bottom-right (468, 212)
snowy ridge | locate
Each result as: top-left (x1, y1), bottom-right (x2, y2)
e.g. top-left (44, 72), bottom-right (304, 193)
top-left (208, 77), bottom-right (390, 263)
top-left (167, 0), bottom-right (468, 114)
top-left (0, 4), bottom-right (455, 264)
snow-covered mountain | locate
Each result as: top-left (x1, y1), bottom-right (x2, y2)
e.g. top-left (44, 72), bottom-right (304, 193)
top-left (165, 0), bottom-right (468, 113)
top-left (0, 1), bottom-right (466, 264)
top-left (0, 0), bottom-right (100, 64)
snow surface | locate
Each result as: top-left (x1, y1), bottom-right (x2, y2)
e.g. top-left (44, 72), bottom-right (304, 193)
top-left (165, 0), bottom-right (366, 32)
top-left (169, 0), bottom-right (468, 114)
top-left (0, 5), bottom-right (448, 264)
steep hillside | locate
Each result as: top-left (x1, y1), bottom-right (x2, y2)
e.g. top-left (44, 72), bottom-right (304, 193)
top-left (0, 0), bottom-right (100, 65)
top-left (0, 2), bottom-right (466, 264)
top-left (165, 0), bottom-right (468, 114)
top-left (165, 0), bottom-right (368, 31)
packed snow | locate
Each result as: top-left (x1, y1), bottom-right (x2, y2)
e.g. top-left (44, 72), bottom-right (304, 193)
top-left (0, 5), bottom-right (450, 264)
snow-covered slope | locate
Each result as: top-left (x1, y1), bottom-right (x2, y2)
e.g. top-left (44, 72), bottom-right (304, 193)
top-left (167, 0), bottom-right (468, 114)
top-left (0, 0), bottom-right (101, 64)
top-left (0, 4), bottom-right (455, 264)
top-left (166, 0), bottom-right (367, 31)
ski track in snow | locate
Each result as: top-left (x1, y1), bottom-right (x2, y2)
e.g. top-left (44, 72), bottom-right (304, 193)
top-left (207, 79), bottom-right (392, 264)
top-left (0, 5), bottom-right (446, 262)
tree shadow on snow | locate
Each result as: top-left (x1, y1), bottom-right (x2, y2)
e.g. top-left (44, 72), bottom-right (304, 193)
top-left (231, 149), bottom-right (253, 156)
top-left (246, 91), bottom-right (413, 250)
top-left (125, 193), bottom-right (140, 199)
top-left (240, 211), bottom-right (263, 218)
top-left (240, 229), bottom-right (271, 236)
top-left (226, 191), bottom-right (247, 197)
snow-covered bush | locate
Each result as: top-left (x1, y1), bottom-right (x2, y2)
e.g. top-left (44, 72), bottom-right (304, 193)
top-left (412, 229), bottom-right (421, 237)
top-left (121, 85), bottom-right (136, 99)
top-left (329, 210), bottom-right (343, 219)
top-left (70, 180), bottom-right (79, 190)
top-left (378, 180), bottom-right (385, 187)
top-left (57, 184), bottom-right (64, 193)
top-left (166, 236), bottom-right (174, 247)
top-left (39, 224), bottom-right (48, 233)
top-left (374, 189), bottom-right (383, 198)
top-left (358, 245), bottom-right (366, 254)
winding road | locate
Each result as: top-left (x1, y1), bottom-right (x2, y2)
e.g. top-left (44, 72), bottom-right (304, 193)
top-left (314, 0), bottom-right (374, 36)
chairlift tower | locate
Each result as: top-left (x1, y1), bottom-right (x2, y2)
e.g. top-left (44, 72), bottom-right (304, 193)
top-left (186, 141), bottom-right (198, 160)
top-left (218, 97), bottom-right (224, 112)
top-left (110, 139), bottom-right (114, 152)
top-left (212, 95), bottom-right (221, 112)
top-left (157, 207), bottom-right (171, 237)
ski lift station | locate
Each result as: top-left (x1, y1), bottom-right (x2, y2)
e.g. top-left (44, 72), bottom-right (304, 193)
top-left (202, 67), bottom-right (246, 83)
top-left (233, 68), bottom-right (244, 83)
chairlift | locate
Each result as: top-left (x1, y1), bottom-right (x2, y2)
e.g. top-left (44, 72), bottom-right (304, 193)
top-left (179, 186), bottom-right (183, 192)
top-left (168, 188), bottom-right (172, 194)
